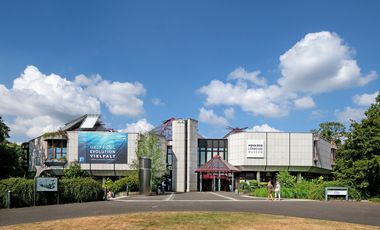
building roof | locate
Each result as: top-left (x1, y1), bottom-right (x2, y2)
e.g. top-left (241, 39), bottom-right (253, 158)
top-left (61, 114), bottom-right (110, 132)
top-left (195, 155), bottom-right (240, 173)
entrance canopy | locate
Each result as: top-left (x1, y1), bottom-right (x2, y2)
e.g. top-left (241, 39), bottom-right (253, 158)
top-left (195, 155), bottom-right (240, 173)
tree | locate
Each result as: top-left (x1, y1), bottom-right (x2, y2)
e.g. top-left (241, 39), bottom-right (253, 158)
top-left (132, 131), bottom-right (166, 186)
top-left (334, 93), bottom-right (380, 197)
top-left (311, 122), bottom-right (346, 145)
top-left (0, 118), bottom-right (28, 179)
top-left (63, 161), bottom-right (89, 178)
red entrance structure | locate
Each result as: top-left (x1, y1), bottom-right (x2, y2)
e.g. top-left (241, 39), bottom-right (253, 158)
top-left (195, 155), bottom-right (240, 192)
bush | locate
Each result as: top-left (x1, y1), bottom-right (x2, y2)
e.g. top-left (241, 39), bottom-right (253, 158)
top-left (276, 171), bottom-right (296, 188)
top-left (0, 177), bottom-right (34, 208)
top-left (59, 177), bottom-right (103, 203)
top-left (111, 171), bottom-right (139, 193)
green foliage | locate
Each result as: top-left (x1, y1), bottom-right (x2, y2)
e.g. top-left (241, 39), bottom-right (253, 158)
top-left (249, 173), bottom-right (361, 200)
top-left (311, 122), bottom-right (346, 145)
top-left (276, 171), bottom-right (296, 188)
top-left (59, 177), bottom-right (103, 203)
top-left (0, 142), bottom-right (28, 179)
top-left (334, 93), bottom-right (380, 198)
top-left (0, 117), bottom-right (10, 144)
top-left (63, 161), bottom-right (89, 179)
top-left (103, 178), bottom-right (114, 190)
top-left (0, 177), bottom-right (104, 208)
top-left (0, 177), bottom-right (34, 208)
top-left (133, 132), bottom-right (166, 185)
top-left (111, 171), bottom-right (139, 193)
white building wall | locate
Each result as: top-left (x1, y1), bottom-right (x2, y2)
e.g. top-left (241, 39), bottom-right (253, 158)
top-left (187, 119), bottom-right (198, 192)
top-left (267, 133), bottom-right (289, 166)
top-left (172, 119), bottom-right (186, 192)
top-left (317, 138), bottom-right (333, 171)
top-left (290, 133), bottom-right (313, 166)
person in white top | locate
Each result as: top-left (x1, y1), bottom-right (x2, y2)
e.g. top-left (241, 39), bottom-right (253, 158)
top-left (275, 181), bottom-right (281, 200)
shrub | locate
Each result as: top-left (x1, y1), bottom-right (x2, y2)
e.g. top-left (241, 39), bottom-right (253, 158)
top-left (0, 177), bottom-right (34, 208)
top-left (59, 177), bottom-right (103, 203)
top-left (251, 187), bottom-right (267, 197)
top-left (276, 171), bottom-right (296, 188)
top-left (111, 171), bottom-right (139, 193)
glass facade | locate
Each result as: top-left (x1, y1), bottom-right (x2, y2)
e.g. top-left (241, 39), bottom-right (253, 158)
top-left (197, 139), bottom-right (228, 167)
top-left (46, 139), bottom-right (67, 160)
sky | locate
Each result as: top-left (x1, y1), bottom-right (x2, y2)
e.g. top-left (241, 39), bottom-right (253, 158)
top-left (0, 0), bottom-right (379, 142)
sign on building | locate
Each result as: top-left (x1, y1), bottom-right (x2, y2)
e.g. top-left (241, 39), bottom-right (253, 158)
top-left (247, 139), bottom-right (265, 158)
top-left (78, 132), bottom-right (128, 164)
top-left (36, 177), bottom-right (58, 192)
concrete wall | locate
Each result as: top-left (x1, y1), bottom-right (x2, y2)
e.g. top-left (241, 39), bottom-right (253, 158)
top-left (28, 136), bottom-right (46, 171)
top-left (228, 132), bottom-right (331, 173)
top-left (171, 119), bottom-right (198, 192)
top-left (187, 119), bottom-right (198, 192)
top-left (172, 119), bottom-right (186, 192)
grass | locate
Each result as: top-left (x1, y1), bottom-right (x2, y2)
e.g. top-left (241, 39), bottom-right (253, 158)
top-left (1, 212), bottom-right (379, 230)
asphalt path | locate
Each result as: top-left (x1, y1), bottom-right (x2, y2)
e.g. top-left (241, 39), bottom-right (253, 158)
top-left (0, 192), bottom-right (379, 227)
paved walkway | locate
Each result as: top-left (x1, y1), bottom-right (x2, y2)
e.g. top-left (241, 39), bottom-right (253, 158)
top-left (0, 192), bottom-right (379, 227)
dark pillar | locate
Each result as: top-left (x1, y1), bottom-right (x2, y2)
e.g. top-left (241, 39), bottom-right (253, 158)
top-left (139, 157), bottom-right (152, 195)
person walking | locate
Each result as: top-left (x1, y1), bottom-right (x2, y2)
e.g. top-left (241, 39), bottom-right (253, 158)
top-left (267, 181), bottom-right (274, 200)
top-left (275, 181), bottom-right (281, 200)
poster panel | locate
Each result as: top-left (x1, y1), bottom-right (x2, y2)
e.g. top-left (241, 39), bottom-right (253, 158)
top-left (246, 139), bottom-right (265, 158)
top-left (36, 177), bottom-right (58, 192)
top-left (78, 132), bottom-right (128, 164)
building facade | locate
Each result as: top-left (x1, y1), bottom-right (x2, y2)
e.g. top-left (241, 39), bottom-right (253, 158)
top-left (27, 115), bottom-right (336, 192)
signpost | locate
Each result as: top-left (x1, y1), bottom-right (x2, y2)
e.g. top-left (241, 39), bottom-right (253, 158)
top-left (34, 177), bottom-right (59, 206)
top-left (325, 187), bottom-right (348, 201)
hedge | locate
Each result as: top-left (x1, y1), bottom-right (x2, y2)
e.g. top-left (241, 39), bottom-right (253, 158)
top-left (0, 177), bottom-right (104, 208)
top-left (111, 171), bottom-right (139, 194)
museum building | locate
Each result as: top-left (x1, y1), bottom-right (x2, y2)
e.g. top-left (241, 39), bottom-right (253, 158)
top-left (27, 114), bottom-right (336, 192)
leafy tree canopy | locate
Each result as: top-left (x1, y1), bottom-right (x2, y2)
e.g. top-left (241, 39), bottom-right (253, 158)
top-left (311, 121), bottom-right (346, 145)
top-left (334, 93), bottom-right (380, 197)
top-left (132, 131), bottom-right (166, 185)
top-left (63, 161), bottom-right (89, 178)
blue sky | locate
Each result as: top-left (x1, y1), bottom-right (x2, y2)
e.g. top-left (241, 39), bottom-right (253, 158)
top-left (0, 0), bottom-right (379, 142)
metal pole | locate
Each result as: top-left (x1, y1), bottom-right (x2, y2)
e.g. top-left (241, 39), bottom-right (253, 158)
top-left (232, 173), bottom-right (234, 192)
top-left (7, 190), bottom-right (11, 209)
top-left (218, 171), bottom-right (221, 192)
top-left (200, 173), bottom-right (202, 192)
top-left (34, 178), bottom-right (36, 206)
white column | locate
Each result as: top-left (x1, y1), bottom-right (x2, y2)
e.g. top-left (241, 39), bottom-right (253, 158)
top-left (218, 171), bottom-right (221, 192)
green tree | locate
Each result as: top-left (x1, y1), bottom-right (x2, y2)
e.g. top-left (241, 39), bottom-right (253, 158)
top-left (63, 161), bottom-right (89, 178)
top-left (0, 118), bottom-right (28, 179)
top-left (334, 93), bottom-right (380, 197)
top-left (311, 122), bottom-right (346, 145)
top-left (0, 116), bottom-right (10, 144)
top-left (132, 131), bottom-right (166, 186)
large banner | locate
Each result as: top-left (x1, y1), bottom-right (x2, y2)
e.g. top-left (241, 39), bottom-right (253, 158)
top-left (78, 132), bottom-right (128, 164)
top-left (247, 139), bottom-right (265, 158)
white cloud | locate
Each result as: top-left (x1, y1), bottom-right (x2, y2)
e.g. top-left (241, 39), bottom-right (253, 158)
top-left (198, 107), bottom-right (228, 127)
top-left (310, 110), bottom-right (328, 120)
top-left (223, 108), bottom-right (235, 119)
top-left (353, 91), bottom-right (379, 106)
top-left (199, 31), bottom-right (377, 120)
top-left (279, 31), bottom-right (377, 93)
top-left (119, 118), bottom-right (154, 133)
top-left (250, 124), bottom-right (281, 132)
top-left (228, 67), bottom-right (267, 86)
top-left (199, 80), bottom-right (290, 117)
top-left (294, 96), bottom-right (316, 109)
top-left (0, 65), bottom-right (146, 139)
top-left (77, 75), bottom-right (145, 117)
top-left (335, 107), bottom-right (366, 124)
top-left (152, 98), bottom-right (164, 106)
